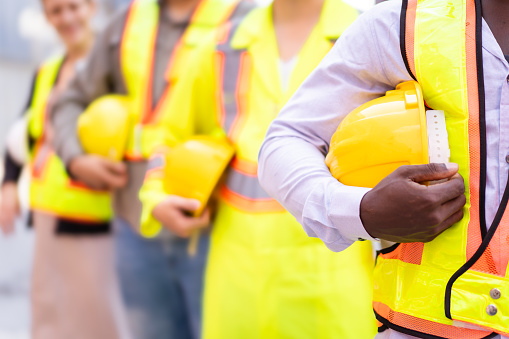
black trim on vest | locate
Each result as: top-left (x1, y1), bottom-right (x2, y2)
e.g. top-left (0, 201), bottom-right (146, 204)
top-left (377, 243), bottom-right (400, 255)
top-left (375, 243), bottom-right (400, 264)
top-left (444, 169), bottom-right (509, 321)
top-left (399, 0), bottom-right (417, 81)
top-left (377, 323), bottom-right (388, 333)
top-left (476, 0), bottom-right (488, 239)
top-left (56, 219), bottom-right (111, 235)
top-left (375, 310), bottom-right (498, 339)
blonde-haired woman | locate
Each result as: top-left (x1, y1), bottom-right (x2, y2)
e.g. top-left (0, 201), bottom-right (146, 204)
top-left (0, 1), bottom-right (129, 338)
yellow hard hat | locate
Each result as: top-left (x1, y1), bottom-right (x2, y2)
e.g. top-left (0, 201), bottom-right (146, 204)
top-left (164, 136), bottom-right (235, 217)
top-left (326, 81), bottom-right (450, 188)
top-left (77, 95), bottom-right (131, 161)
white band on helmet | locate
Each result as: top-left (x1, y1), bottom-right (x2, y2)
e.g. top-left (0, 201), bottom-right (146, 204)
top-left (426, 110), bottom-right (450, 164)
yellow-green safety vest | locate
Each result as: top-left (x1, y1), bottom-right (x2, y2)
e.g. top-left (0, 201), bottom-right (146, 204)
top-left (140, 2), bottom-right (377, 338)
top-left (28, 56), bottom-right (112, 222)
top-left (120, 0), bottom-right (243, 160)
top-left (374, 0), bottom-right (509, 337)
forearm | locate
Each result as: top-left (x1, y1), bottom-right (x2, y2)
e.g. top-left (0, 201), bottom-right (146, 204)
top-left (259, 135), bottom-right (373, 252)
top-left (51, 94), bottom-right (86, 165)
top-left (259, 1), bottom-right (408, 251)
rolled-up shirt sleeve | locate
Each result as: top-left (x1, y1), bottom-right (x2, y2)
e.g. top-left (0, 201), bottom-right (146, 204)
top-left (258, 1), bottom-right (411, 252)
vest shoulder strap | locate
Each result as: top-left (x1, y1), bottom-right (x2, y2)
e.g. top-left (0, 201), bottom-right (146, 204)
top-left (28, 55), bottom-right (64, 139)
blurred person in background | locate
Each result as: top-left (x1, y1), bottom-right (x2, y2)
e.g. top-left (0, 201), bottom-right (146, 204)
top-left (0, 0), bottom-right (130, 339)
top-left (49, 0), bottom-right (254, 338)
top-left (139, 0), bottom-right (377, 338)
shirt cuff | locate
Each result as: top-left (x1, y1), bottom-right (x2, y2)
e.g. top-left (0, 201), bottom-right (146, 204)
top-left (327, 182), bottom-right (375, 242)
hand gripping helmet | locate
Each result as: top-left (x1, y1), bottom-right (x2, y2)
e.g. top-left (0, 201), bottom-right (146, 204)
top-left (164, 136), bottom-right (235, 217)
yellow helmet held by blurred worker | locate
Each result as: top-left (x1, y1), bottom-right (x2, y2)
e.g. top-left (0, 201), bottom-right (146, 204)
top-left (77, 95), bottom-right (131, 161)
top-left (164, 136), bottom-right (235, 217)
top-left (326, 81), bottom-right (450, 188)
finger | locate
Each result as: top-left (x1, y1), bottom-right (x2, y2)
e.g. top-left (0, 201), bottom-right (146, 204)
top-left (401, 163), bottom-right (459, 183)
top-left (100, 169), bottom-right (128, 189)
top-left (170, 196), bottom-right (202, 213)
top-left (83, 177), bottom-right (109, 191)
top-left (437, 193), bottom-right (466, 221)
top-left (104, 160), bottom-right (127, 176)
top-left (427, 174), bottom-right (465, 204)
top-left (188, 208), bottom-right (211, 230)
top-left (428, 208), bottom-right (465, 242)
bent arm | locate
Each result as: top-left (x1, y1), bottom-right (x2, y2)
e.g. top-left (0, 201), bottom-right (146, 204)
top-left (258, 2), bottom-right (409, 251)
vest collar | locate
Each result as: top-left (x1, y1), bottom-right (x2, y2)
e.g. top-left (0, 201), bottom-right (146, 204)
top-left (230, 0), bottom-right (358, 50)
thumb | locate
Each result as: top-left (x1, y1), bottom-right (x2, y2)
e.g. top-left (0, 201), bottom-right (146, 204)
top-left (103, 159), bottom-right (127, 175)
top-left (402, 163), bottom-right (459, 183)
top-left (170, 196), bottom-right (202, 213)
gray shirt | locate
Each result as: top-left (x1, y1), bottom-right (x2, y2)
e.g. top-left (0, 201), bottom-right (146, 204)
top-left (50, 1), bottom-right (253, 229)
top-left (258, 2), bottom-right (509, 337)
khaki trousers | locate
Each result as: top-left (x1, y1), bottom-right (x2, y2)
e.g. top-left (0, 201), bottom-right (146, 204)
top-left (31, 212), bottom-right (131, 339)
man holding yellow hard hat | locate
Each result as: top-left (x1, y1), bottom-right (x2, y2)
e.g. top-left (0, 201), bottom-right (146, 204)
top-left (259, 0), bottom-right (509, 338)
top-left (140, 0), bottom-right (377, 338)
top-left (50, 0), bottom-right (253, 338)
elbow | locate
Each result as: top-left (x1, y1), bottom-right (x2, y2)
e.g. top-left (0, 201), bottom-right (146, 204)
top-left (257, 135), bottom-right (278, 199)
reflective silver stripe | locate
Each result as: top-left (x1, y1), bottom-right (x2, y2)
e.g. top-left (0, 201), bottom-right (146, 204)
top-left (217, 22), bottom-right (245, 136)
top-left (224, 167), bottom-right (272, 200)
top-left (147, 155), bottom-right (165, 171)
top-left (217, 23), bottom-right (271, 201)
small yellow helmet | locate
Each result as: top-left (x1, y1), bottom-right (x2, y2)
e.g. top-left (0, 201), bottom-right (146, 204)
top-left (326, 81), bottom-right (449, 188)
top-left (164, 136), bottom-right (235, 217)
top-left (77, 95), bottom-right (131, 161)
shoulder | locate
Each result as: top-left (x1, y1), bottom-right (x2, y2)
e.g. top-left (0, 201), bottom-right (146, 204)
top-left (354, 0), bottom-right (402, 34)
top-left (335, 0), bottom-right (403, 63)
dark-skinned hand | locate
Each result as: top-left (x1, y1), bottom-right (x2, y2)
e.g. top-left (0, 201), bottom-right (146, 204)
top-left (360, 163), bottom-right (466, 243)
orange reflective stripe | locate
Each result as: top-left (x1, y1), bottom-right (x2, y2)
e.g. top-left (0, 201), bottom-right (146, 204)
top-left (215, 50), bottom-right (227, 129)
top-left (404, 0), bottom-right (417, 77)
top-left (465, 0), bottom-right (483, 264)
top-left (374, 302), bottom-right (492, 339)
top-left (377, 243), bottom-right (424, 265)
top-left (220, 185), bottom-right (285, 213)
top-left (228, 51), bottom-right (251, 141)
top-left (231, 156), bottom-right (257, 176)
top-left (216, 21), bottom-right (232, 45)
top-left (32, 141), bottom-right (52, 179)
top-left (463, 0), bottom-right (500, 277)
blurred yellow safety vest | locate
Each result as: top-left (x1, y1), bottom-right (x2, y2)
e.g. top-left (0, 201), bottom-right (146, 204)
top-left (139, 1), bottom-right (376, 338)
top-left (120, 0), bottom-right (243, 160)
top-left (28, 56), bottom-right (112, 222)
top-left (373, 0), bottom-right (509, 337)
top-left (198, 3), bottom-right (376, 338)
